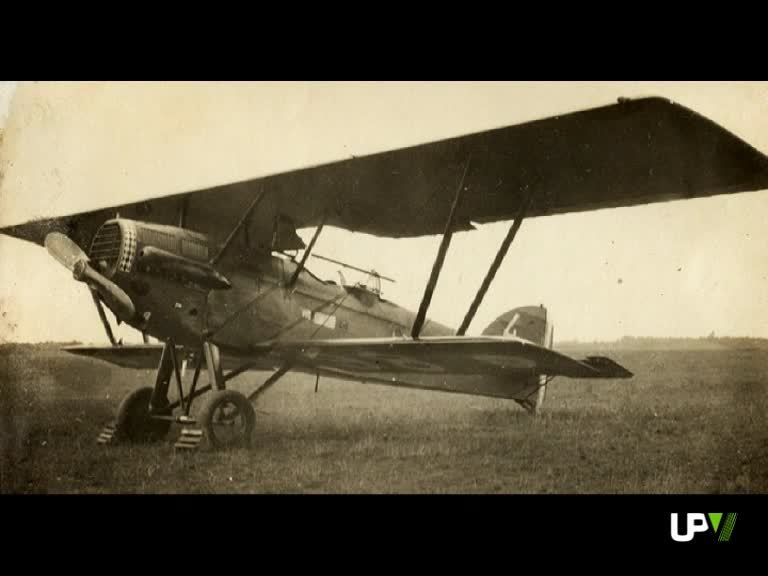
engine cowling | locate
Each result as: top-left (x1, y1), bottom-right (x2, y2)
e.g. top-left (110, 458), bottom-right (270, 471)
top-left (89, 219), bottom-right (230, 289)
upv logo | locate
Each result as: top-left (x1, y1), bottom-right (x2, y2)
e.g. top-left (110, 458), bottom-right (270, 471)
top-left (670, 513), bottom-right (737, 542)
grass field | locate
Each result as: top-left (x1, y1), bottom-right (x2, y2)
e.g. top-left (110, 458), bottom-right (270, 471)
top-left (1, 344), bottom-right (767, 493)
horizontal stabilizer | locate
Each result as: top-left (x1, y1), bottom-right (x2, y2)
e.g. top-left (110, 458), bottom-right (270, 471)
top-left (578, 356), bottom-right (633, 378)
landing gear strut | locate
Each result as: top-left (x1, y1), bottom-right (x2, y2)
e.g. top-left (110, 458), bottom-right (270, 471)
top-left (195, 341), bottom-right (255, 450)
top-left (105, 340), bottom-right (285, 451)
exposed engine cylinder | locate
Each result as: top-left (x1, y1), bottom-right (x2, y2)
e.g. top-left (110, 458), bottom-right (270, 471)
top-left (89, 220), bottom-right (136, 277)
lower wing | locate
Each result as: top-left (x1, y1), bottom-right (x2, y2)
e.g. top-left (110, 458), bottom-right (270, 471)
top-left (64, 336), bottom-right (631, 400)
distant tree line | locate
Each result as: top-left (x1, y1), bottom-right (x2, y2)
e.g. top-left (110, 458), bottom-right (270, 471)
top-left (557, 335), bottom-right (768, 351)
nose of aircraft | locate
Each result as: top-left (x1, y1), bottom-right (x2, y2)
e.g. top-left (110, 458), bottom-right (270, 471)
top-left (45, 232), bottom-right (136, 321)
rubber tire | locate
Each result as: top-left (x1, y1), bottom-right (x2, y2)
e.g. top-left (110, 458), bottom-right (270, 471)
top-left (198, 389), bottom-right (255, 450)
top-left (115, 387), bottom-right (171, 443)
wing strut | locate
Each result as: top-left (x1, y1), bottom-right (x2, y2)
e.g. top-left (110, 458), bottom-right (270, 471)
top-left (411, 159), bottom-right (471, 339)
top-left (247, 363), bottom-right (293, 402)
top-left (90, 288), bottom-right (118, 346)
top-left (178, 195), bottom-right (190, 228)
top-left (456, 187), bottom-right (533, 335)
top-left (210, 186), bottom-right (268, 265)
top-left (287, 217), bottom-right (326, 288)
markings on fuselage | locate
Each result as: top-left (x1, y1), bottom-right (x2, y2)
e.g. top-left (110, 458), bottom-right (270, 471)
top-left (301, 308), bottom-right (337, 330)
top-left (504, 312), bottom-right (521, 337)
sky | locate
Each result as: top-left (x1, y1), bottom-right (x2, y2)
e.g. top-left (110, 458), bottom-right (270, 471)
top-left (1, 81), bottom-right (767, 344)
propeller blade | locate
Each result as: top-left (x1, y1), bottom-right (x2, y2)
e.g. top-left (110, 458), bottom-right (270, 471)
top-left (45, 232), bottom-right (136, 321)
top-left (44, 232), bottom-right (88, 272)
top-left (77, 263), bottom-right (136, 321)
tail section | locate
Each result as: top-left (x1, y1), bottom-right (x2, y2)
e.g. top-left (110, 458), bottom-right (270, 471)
top-left (482, 305), bottom-right (550, 344)
top-left (483, 305), bottom-right (553, 415)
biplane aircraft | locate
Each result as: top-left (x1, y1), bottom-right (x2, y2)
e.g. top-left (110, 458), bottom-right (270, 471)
top-left (2, 95), bottom-right (768, 450)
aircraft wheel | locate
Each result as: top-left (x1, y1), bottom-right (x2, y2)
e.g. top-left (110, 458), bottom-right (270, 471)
top-left (198, 390), bottom-right (255, 450)
top-left (115, 387), bottom-right (171, 443)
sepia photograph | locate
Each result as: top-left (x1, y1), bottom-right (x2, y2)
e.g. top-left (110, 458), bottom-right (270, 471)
top-left (0, 81), bottom-right (766, 495)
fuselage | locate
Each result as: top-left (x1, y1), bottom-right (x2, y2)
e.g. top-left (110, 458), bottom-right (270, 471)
top-left (69, 216), bottom-right (562, 406)
top-left (208, 254), bottom-right (454, 350)
top-left (92, 218), bottom-right (453, 351)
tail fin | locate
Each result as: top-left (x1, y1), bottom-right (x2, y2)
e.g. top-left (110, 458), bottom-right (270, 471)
top-left (483, 305), bottom-right (553, 415)
top-left (482, 305), bottom-right (551, 346)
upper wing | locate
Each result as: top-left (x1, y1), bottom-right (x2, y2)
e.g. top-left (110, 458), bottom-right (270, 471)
top-left (3, 96), bottom-right (768, 251)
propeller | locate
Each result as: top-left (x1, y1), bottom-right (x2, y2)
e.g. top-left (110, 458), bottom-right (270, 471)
top-left (45, 232), bottom-right (136, 321)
